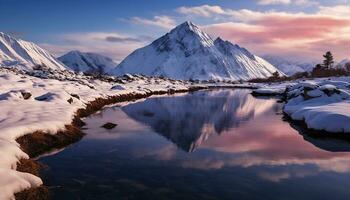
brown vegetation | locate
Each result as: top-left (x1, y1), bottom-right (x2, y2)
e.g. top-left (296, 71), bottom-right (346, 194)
top-left (14, 186), bottom-right (50, 200)
top-left (14, 86), bottom-right (208, 199)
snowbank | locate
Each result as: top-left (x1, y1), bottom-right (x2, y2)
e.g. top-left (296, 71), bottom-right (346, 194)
top-left (283, 79), bottom-right (350, 133)
top-left (252, 77), bottom-right (350, 133)
top-left (251, 82), bottom-right (291, 96)
top-left (0, 68), bottom-right (240, 199)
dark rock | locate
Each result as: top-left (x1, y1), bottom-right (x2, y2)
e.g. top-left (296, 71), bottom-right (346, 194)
top-left (70, 93), bottom-right (80, 99)
top-left (35, 92), bottom-right (56, 101)
top-left (67, 98), bottom-right (73, 104)
top-left (21, 91), bottom-right (32, 100)
top-left (101, 122), bottom-right (117, 129)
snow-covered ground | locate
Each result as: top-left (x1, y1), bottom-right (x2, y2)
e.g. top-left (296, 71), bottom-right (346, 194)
top-left (2, 64), bottom-right (350, 199)
top-left (253, 77), bottom-right (350, 133)
top-left (0, 67), bottom-right (246, 199)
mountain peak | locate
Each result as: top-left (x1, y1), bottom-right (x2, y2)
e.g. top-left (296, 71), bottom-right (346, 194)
top-left (58, 51), bottom-right (116, 74)
top-left (175, 21), bottom-right (197, 30)
top-left (214, 37), bottom-right (229, 46)
top-left (66, 50), bottom-right (84, 56)
top-left (170, 21), bottom-right (204, 36)
top-left (167, 21), bottom-right (214, 49)
top-left (214, 37), bottom-right (224, 43)
top-left (112, 22), bottom-right (281, 80)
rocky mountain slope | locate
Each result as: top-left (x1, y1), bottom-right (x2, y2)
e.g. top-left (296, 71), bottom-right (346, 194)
top-left (111, 21), bottom-right (281, 80)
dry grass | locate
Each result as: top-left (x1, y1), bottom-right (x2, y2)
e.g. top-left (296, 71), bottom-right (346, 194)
top-left (15, 159), bottom-right (50, 200)
top-left (16, 125), bottom-right (84, 158)
top-left (15, 186), bottom-right (50, 200)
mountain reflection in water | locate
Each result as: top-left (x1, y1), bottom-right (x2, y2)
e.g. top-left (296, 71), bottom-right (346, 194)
top-left (121, 89), bottom-right (276, 152)
top-left (39, 89), bottom-right (350, 200)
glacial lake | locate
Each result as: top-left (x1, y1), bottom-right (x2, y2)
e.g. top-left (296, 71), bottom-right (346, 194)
top-left (39, 89), bottom-right (350, 200)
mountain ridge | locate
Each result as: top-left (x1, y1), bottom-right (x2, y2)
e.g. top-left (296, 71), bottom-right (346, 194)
top-left (111, 21), bottom-right (282, 80)
top-left (0, 32), bottom-right (67, 71)
top-left (263, 55), bottom-right (316, 76)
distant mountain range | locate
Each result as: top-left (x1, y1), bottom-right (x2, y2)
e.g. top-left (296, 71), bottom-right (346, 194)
top-left (58, 50), bottom-right (117, 74)
top-left (262, 55), bottom-right (316, 76)
top-left (1, 24), bottom-right (349, 80)
top-left (263, 56), bottom-right (350, 75)
top-left (111, 21), bottom-right (282, 80)
top-left (337, 58), bottom-right (350, 68)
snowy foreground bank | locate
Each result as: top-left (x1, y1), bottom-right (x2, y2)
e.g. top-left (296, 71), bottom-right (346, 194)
top-left (0, 68), bottom-right (248, 200)
top-left (253, 77), bottom-right (350, 133)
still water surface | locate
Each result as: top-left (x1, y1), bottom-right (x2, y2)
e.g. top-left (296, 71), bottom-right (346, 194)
top-left (39, 89), bottom-right (350, 200)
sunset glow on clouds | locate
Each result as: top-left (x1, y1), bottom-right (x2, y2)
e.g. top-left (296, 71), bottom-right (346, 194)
top-left (2, 0), bottom-right (348, 62)
top-left (177, 4), bottom-right (350, 61)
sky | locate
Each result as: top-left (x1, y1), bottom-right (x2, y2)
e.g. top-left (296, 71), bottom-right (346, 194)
top-left (0, 0), bottom-right (349, 62)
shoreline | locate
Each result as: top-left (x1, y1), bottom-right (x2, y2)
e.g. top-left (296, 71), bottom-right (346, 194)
top-left (13, 84), bottom-right (350, 199)
top-left (283, 113), bottom-right (350, 140)
top-left (251, 78), bottom-right (350, 135)
top-left (13, 85), bottom-right (224, 199)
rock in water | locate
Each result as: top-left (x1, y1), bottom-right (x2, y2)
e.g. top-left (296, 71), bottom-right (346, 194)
top-left (101, 122), bottom-right (117, 129)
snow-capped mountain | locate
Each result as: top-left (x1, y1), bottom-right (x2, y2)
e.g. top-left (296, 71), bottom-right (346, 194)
top-left (58, 50), bottom-right (117, 74)
top-left (111, 21), bottom-right (281, 80)
top-left (263, 55), bottom-right (315, 76)
top-left (337, 58), bottom-right (350, 69)
top-left (0, 32), bottom-right (67, 71)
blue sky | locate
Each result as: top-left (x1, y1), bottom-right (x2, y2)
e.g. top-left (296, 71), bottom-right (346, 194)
top-left (1, 0), bottom-right (349, 62)
top-left (0, 0), bottom-right (265, 38)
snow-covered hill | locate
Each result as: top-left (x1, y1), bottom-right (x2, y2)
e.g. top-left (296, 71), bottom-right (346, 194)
top-left (263, 55), bottom-right (315, 76)
top-left (111, 21), bottom-right (281, 80)
top-left (58, 50), bottom-right (117, 74)
top-left (0, 32), bottom-right (67, 71)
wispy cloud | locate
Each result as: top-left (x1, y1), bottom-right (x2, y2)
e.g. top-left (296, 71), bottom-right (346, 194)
top-left (129, 15), bottom-right (176, 29)
top-left (176, 5), bottom-right (225, 17)
top-left (40, 3), bottom-right (350, 62)
top-left (318, 5), bottom-right (350, 17)
top-left (41, 32), bottom-right (152, 62)
top-left (257, 0), bottom-right (318, 6)
top-left (104, 36), bottom-right (141, 43)
top-left (257, 0), bottom-right (291, 5)
top-left (175, 4), bottom-right (350, 60)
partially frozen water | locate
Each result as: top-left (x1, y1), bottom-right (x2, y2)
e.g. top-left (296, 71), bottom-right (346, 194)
top-left (39, 89), bottom-right (350, 200)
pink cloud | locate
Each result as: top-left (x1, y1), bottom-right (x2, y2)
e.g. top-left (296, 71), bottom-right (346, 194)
top-left (204, 14), bottom-right (350, 61)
